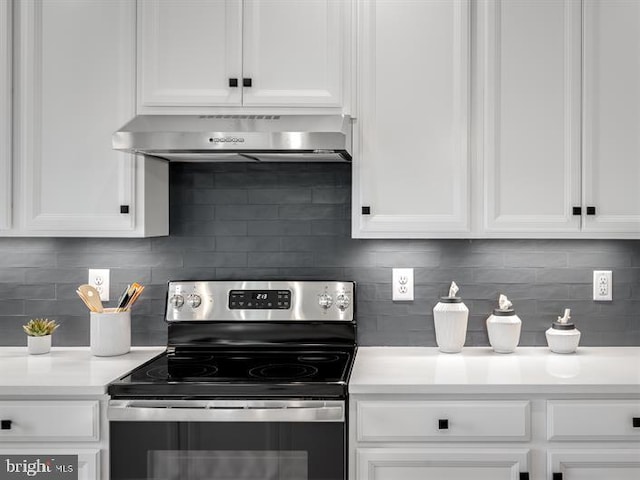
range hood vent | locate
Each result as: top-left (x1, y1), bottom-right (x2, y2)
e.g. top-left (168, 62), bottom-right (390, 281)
top-left (113, 114), bottom-right (352, 162)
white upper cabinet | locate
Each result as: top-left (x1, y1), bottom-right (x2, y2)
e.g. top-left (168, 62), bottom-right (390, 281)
top-left (480, 0), bottom-right (582, 234)
top-left (138, 0), bottom-right (347, 112)
top-left (0, 0), bottom-right (11, 231)
top-left (353, 0), bottom-right (470, 238)
top-left (478, 0), bottom-right (640, 238)
top-left (242, 0), bottom-right (344, 107)
top-left (14, 0), bottom-right (168, 237)
top-left (582, 0), bottom-right (640, 235)
top-left (138, 0), bottom-right (243, 108)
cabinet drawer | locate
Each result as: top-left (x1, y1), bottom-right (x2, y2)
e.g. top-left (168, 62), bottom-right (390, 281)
top-left (547, 400), bottom-right (640, 441)
top-left (0, 401), bottom-right (99, 442)
top-left (356, 400), bottom-right (530, 442)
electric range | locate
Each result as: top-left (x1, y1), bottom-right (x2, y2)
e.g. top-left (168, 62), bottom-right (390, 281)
top-left (107, 280), bottom-right (356, 480)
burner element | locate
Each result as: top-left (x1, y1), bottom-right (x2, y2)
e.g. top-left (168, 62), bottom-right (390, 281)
top-left (297, 354), bottom-right (340, 363)
top-left (249, 363), bottom-right (319, 379)
top-left (147, 364), bottom-right (218, 380)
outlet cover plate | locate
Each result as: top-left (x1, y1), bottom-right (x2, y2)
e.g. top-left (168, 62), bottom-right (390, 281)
top-left (88, 268), bottom-right (110, 302)
top-left (593, 270), bottom-right (612, 301)
top-left (392, 268), bottom-right (414, 301)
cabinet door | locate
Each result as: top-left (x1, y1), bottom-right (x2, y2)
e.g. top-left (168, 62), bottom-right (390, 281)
top-left (357, 448), bottom-right (529, 480)
top-left (16, 0), bottom-right (137, 234)
top-left (353, 0), bottom-right (470, 238)
top-left (242, 0), bottom-right (344, 107)
top-left (0, 449), bottom-right (99, 480)
top-left (480, 0), bottom-right (582, 234)
top-left (583, 0), bottom-right (640, 235)
top-left (548, 449), bottom-right (640, 480)
top-left (137, 0), bottom-right (242, 108)
top-left (0, 0), bottom-right (11, 230)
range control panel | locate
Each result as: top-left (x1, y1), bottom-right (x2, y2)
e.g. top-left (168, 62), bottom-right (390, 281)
top-left (166, 280), bottom-right (354, 322)
top-left (228, 290), bottom-right (291, 310)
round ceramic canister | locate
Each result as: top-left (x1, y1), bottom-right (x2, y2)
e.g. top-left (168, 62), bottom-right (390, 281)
top-left (486, 308), bottom-right (522, 354)
top-left (433, 297), bottom-right (469, 353)
top-left (90, 309), bottom-right (131, 357)
top-left (546, 321), bottom-right (581, 354)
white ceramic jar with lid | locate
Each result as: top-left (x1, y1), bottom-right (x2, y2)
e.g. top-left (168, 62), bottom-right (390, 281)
top-left (486, 294), bottom-right (521, 353)
top-left (433, 282), bottom-right (469, 353)
top-left (546, 308), bottom-right (581, 354)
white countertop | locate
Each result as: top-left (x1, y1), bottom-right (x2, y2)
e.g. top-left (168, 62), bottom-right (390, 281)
top-left (0, 347), bottom-right (164, 396)
top-left (349, 347), bottom-right (640, 395)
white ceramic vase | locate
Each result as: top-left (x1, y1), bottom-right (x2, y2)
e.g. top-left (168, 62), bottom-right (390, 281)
top-left (27, 335), bottom-right (52, 355)
top-left (546, 324), bottom-right (581, 354)
top-left (433, 297), bottom-right (469, 353)
top-left (486, 309), bottom-right (521, 353)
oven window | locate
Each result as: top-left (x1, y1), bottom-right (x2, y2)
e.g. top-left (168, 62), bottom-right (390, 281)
top-left (110, 421), bottom-right (344, 480)
top-left (149, 450), bottom-right (307, 480)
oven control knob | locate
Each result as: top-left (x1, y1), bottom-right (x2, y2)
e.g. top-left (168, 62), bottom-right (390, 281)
top-left (187, 294), bottom-right (202, 309)
top-left (170, 294), bottom-right (184, 308)
top-left (318, 293), bottom-right (333, 309)
top-left (336, 293), bottom-right (351, 311)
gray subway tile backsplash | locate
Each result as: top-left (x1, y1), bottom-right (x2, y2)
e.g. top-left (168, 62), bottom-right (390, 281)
top-left (0, 162), bottom-right (638, 346)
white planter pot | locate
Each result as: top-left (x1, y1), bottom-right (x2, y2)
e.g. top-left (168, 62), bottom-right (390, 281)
top-left (27, 335), bottom-right (51, 355)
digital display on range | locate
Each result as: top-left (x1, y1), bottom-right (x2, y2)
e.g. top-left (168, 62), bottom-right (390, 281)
top-left (228, 290), bottom-right (291, 310)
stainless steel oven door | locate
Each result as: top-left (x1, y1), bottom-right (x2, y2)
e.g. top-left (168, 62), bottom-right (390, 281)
top-left (108, 400), bottom-right (346, 480)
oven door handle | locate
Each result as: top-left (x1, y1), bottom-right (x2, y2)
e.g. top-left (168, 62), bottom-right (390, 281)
top-left (108, 400), bottom-right (345, 423)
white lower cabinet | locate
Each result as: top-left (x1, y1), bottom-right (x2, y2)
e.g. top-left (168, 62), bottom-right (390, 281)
top-left (0, 399), bottom-right (104, 480)
top-left (357, 448), bottom-right (530, 480)
top-left (0, 449), bottom-right (99, 480)
top-left (350, 396), bottom-right (640, 480)
top-left (548, 450), bottom-right (640, 480)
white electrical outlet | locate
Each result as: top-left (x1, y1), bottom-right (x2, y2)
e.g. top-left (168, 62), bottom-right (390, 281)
top-left (593, 270), bottom-right (612, 301)
top-left (392, 268), bottom-right (414, 301)
top-left (88, 268), bottom-right (110, 302)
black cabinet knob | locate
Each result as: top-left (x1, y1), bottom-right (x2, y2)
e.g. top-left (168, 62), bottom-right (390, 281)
top-left (361, 206), bottom-right (371, 215)
top-left (519, 473), bottom-right (530, 480)
top-left (572, 206), bottom-right (582, 215)
top-left (633, 417), bottom-right (640, 428)
top-left (1, 420), bottom-right (11, 430)
top-left (229, 78), bottom-right (238, 87)
top-left (553, 473), bottom-right (563, 480)
top-left (243, 78), bottom-right (252, 87)
top-left (586, 206), bottom-right (596, 215)
top-left (120, 205), bottom-right (129, 214)
top-left (438, 419), bottom-right (449, 430)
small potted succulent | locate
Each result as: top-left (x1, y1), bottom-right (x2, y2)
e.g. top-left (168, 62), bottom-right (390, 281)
top-left (23, 318), bottom-right (59, 355)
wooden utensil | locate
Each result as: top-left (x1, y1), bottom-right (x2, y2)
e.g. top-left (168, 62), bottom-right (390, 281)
top-left (76, 289), bottom-right (95, 312)
top-left (77, 284), bottom-right (104, 313)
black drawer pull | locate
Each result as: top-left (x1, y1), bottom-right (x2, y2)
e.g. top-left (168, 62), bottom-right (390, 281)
top-left (361, 206), bottom-right (371, 215)
top-left (572, 206), bottom-right (582, 215)
top-left (519, 473), bottom-right (530, 480)
top-left (1, 420), bottom-right (11, 430)
top-left (633, 417), bottom-right (640, 428)
top-left (586, 206), bottom-right (596, 215)
top-left (229, 78), bottom-right (238, 88)
top-left (243, 78), bottom-right (252, 87)
top-left (553, 473), bottom-right (563, 480)
top-left (438, 419), bottom-right (449, 430)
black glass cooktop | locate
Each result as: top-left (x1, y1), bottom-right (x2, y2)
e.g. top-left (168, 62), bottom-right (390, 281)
top-left (108, 349), bottom-right (354, 399)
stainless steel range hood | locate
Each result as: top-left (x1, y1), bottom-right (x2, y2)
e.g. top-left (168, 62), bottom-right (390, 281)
top-left (113, 114), bottom-right (352, 162)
